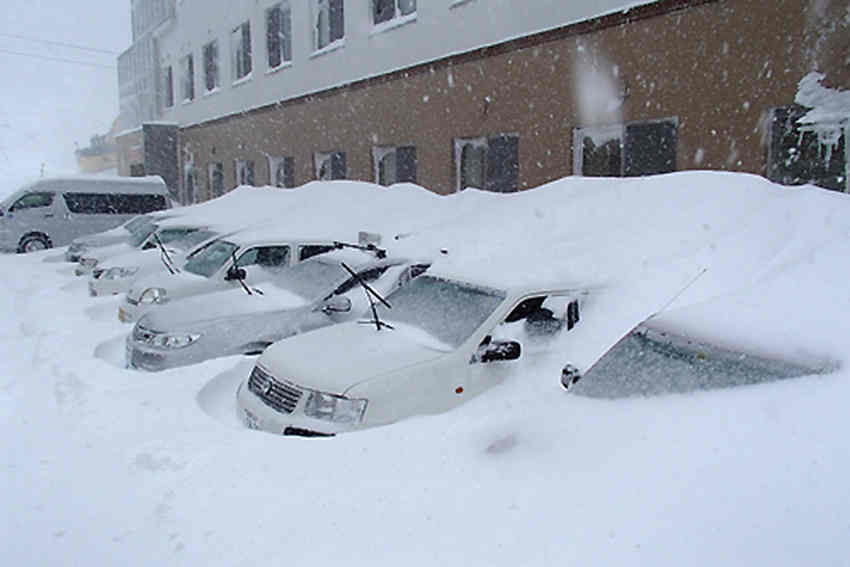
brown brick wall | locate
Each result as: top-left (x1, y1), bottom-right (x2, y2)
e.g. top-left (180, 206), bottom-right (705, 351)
top-left (178, 0), bottom-right (827, 200)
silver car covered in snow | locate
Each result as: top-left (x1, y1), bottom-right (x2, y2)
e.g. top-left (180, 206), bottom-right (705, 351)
top-left (125, 248), bottom-right (429, 371)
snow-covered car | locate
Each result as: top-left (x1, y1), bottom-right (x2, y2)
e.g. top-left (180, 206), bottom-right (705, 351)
top-left (118, 229), bottom-right (344, 323)
top-left (73, 214), bottom-right (177, 276)
top-left (87, 226), bottom-right (222, 296)
top-left (126, 248), bottom-right (430, 371)
top-left (236, 272), bottom-right (584, 437)
top-left (65, 214), bottom-right (167, 263)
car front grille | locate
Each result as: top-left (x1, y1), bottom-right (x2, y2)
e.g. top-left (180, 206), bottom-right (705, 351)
top-left (248, 365), bottom-right (302, 414)
top-left (127, 346), bottom-right (165, 371)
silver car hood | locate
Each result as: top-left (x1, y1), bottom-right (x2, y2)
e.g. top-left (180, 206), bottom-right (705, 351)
top-left (258, 322), bottom-right (447, 395)
top-left (140, 286), bottom-right (309, 330)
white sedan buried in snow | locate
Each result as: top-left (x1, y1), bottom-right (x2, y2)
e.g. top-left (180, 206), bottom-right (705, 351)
top-left (118, 230), bottom-right (341, 323)
top-left (87, 226), bottom-right (221, 297)
top-left (125, 250), bottom-right (430, 371)
top-left (236, 273), bottom-right (584, 437)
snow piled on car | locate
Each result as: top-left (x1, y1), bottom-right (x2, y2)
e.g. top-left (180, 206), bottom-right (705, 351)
top-left (0, 174), bottom-right (848, 566)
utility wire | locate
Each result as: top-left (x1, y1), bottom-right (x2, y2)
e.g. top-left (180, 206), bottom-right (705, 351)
top-left (0, 48), bottom-right (115, 69)
top-left (0, 32), bottom-right (117, 55)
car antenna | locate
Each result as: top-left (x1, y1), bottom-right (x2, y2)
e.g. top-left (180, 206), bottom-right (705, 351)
top-left (230, 250), bottom-right (253, 296)
top-left (153, 233), bottom-right (178, 275)
top-left (340, 261), bottom-right (393, 331)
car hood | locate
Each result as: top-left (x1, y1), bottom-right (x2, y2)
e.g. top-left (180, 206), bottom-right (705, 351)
top-left (101, 247), bottom-right (186, 271)
top-left (140, 286), bottom-right (309, 330)
top-left (77, 231), bottom-right (129, 248)
top-left (258, 322), bottom-right (447, 395)
top-left (127, 270), bottom-right (206, 301)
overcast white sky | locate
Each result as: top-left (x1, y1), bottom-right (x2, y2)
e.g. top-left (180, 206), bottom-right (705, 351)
top-left (0, 0), bottom-right (130, 190)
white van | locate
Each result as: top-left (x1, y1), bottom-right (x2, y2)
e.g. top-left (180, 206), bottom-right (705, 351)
top-left (0, 175), bottom-right (170, 253)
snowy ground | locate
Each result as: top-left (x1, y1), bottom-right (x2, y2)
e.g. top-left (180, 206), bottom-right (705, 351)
top-left (1, 173), bottom-right (849, 566)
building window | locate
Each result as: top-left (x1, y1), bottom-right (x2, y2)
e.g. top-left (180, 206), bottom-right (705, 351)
top-left (314, 0), bottom-right (344, 51)
top-left (573, 118), bottom-right (678, 177)
top-left (314, 151), bottom-right (346, 180)
top-left (266, 2), bottom-right (292, 70)
top-left (767, 105), bottom-right (847, 192)
top-left (184, 166), bottom-right (197, 204)
top-left (232, 21), bottom-right (252, 81)
top-left (373, 146), bottom-right (417, 185)
top-left (454, 134), bottom-right (519, 192)
top-left (203, 40), bottom-right (219, 93)
top-left (208, 162), bottom-right (224, 198)
top-left (373, 0), bottom-right (416, 25)
top-left (130, 163), bottom-right (146, 177)
top-left (162, 66), bottom-right (174, 109)
top-left (235, 159), bottom-right (255, 186)
top-left (180, 54), bottom-right (194, 102)
top-left (268, 155), bottom-right (295, 187)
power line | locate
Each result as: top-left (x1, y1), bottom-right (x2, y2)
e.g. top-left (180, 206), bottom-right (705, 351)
top-left (0, 32), bottom-right (117, 55)
top-left (0, 48), bottom-right (115, 69)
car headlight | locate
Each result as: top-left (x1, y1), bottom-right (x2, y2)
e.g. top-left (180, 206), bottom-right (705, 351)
top-left (139, 287), bottom-right (168, 304)
top-left (133, 324), bottom-right (200, 349)
top-left (155, 332), bottom-right (201, 349)
top-left (304, 390), bottom-right (367, 424)
top-left (104, 266), bottom-right (140, 280)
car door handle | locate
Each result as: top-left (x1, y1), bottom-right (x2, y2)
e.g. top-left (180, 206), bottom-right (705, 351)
top-left (43, 213), bottom-right (54, 218)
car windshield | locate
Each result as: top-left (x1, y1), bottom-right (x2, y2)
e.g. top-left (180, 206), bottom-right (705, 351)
top-left (158, 228), bottom-right (218, 251)
top-left (378, 275), bottom-right (506, 349)
top-left (127, 218), bottom-right (158, 247)
top-left (275, 259), bottom-right (348, 299)
top-left (183, 240), bottom-right (239, 277)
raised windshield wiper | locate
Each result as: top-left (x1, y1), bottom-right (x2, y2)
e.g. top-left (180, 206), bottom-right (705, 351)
top-left (340, 261), bottom-right (393, 331)
top-left (333, 241), bottom-right (387, 259)
top-left (153, 233), bottom-right (179, 275)
top-left (230, 251), bottom-right (254, 296)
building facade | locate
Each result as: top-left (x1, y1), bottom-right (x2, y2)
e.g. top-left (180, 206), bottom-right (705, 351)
top-left (116, 0), bottom-right (850, 203)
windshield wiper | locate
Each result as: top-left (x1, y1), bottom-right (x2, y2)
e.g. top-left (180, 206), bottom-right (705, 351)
top-left (154, 233), bottom-right (179, 275)
top-left (341, 261), bottom-right (393, 331)
top-left (333, 240), bottom-right (387, 259)
top-left (230, 251), bottom-right (255, 296)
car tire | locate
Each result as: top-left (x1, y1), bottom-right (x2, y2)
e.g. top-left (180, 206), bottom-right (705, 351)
top-left (18, 234), bottom-right (50, 253)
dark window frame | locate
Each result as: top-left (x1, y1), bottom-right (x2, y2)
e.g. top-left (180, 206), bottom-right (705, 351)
top-left (767, 104), bottom-right (848, 193)
top-left (455, 134), bottom-right (519, 193)
top-left (232, 21), bottom-right (253, 81)
top-left (203, 40), bottom-right (219, 93)
top-left (266, 2), bottom-right (293, 70)
top-left (374, 145), bottom-right (417, 186)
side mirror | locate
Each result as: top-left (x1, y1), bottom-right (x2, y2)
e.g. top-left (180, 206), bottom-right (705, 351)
top-left (479, 340), bottom-right (521, 363)
top-left (225, 266), bottom-right (247, 281)
top-left (560, 364), bottom-right (582, 390)
top-left (321, 296), bottom-right (352, 314)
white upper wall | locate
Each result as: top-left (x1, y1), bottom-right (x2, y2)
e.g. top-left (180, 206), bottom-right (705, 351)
top-left (156, 0), bottom-right (647, 127)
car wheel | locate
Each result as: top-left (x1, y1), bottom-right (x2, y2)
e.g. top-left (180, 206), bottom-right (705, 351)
top-left (19, 234), bottom-right (50, 253)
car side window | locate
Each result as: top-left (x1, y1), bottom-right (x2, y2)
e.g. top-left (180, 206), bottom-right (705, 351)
top-left (238, 246), bottom-right (290, 269)
top-left (299, 244), bottom-right (336, 261)
top-left (10, 192), bottom-right (54, 211)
